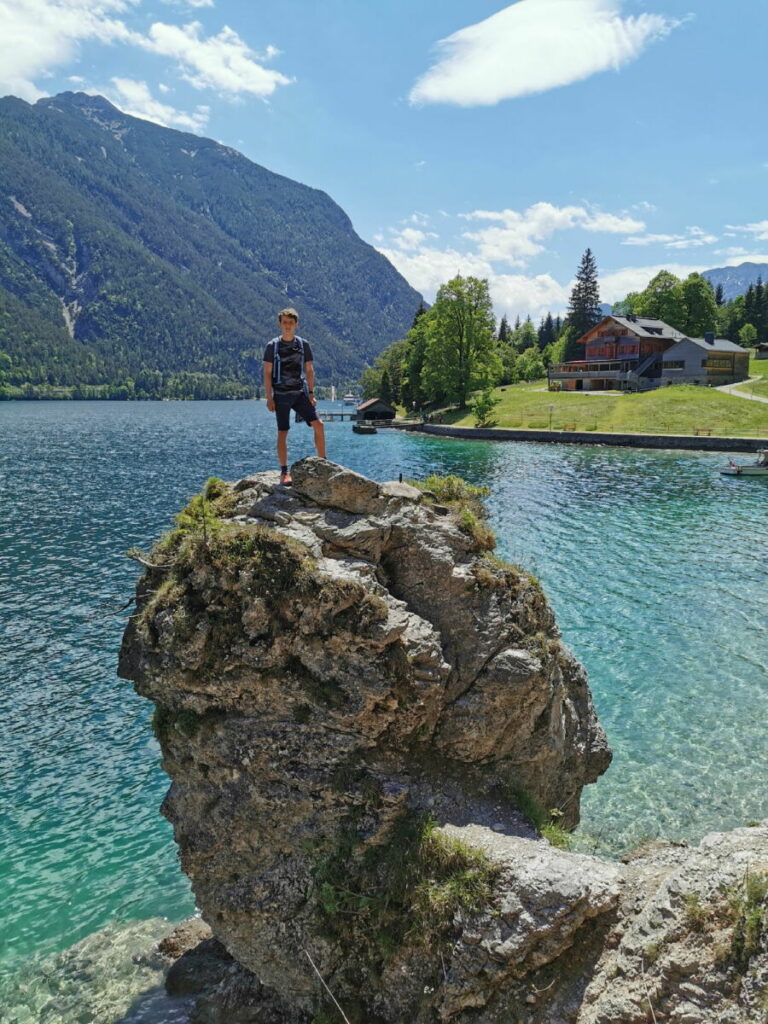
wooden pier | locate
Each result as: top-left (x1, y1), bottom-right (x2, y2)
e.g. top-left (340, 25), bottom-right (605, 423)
top-left (318, 411), bottom-right (358, 421)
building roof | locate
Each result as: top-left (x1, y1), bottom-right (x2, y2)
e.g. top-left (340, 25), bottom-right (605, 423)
top-left (602, 315), bottom-right (687, 340)
top-left (667, 337), bottom-right (748, 354)
top-left (357, 397), bottom-right (395, 411)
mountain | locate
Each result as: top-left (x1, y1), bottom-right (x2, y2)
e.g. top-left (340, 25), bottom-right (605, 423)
top-left (0, 92), bottom-right (423, 397)
top-left (702, 262), bottom-right (768, 302)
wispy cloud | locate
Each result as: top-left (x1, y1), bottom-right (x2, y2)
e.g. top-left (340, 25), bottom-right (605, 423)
top-left (136, 22), bottom-right (290, 98)
top-left (623, 225), bottom-right (718, 249)
top-left (460, 202), bottom-right (644, 265)
top-left (387, 227), bottom-right (438, 251)
top-left (162, 0), bottom-right (214, 8)
top-left (108, 76), bottom-right (209, 131)
top-left (726, 220), bottom-right (768, 241)
top-left (410, 0), bottom-right (679, 107)
top-left (377, 201), bottom-right (768, 318)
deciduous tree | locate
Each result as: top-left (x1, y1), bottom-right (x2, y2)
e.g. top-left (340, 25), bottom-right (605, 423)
top-left (422, 276), bottom-right (500, 409)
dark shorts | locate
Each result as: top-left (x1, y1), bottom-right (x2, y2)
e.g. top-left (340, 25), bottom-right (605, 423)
top-left (274, 390), bottom-right (318, 431)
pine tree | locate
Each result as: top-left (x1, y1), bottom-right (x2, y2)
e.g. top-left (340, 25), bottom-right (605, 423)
top-left (379, 369), bottom-right (393, 405)
top-left (567, 248), bottom-right (602, 338)
top-left (754, 278), bottom-right (767, 344)
top-left (497, 314), bottom-right (510, 344)
top-left (566, 248), bottom-right (602, 358)
top-left (412, 301), bottom-right (427, 329)
top-left (539, 312), bottom-right (555, 349)
top-left (714, 282), bottom-right (725, 306)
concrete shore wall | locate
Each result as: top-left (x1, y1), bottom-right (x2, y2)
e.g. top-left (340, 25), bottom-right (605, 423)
top-left (392, 422), bottom-right (768, 453)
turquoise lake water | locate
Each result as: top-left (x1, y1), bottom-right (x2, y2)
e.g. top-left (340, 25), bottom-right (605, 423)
top-left (1, 400), bottom-right (766, 1017)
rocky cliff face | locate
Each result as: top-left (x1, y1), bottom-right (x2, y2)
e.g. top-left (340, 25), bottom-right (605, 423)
top-left (119, 460), bottom-right (768, 1023)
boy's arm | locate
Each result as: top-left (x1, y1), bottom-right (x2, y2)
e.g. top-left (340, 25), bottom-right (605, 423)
top-left (264, 361), bottom-right (275, 410)
top-left (305, 361), bottom-right (316, 405)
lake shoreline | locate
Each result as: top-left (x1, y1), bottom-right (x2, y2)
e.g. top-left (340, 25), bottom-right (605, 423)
top-left (395, 421), bottom-right (768, 452)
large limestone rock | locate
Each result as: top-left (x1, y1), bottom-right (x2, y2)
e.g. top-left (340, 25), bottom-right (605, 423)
top-left (120, 458), bottom-right (615, 1021)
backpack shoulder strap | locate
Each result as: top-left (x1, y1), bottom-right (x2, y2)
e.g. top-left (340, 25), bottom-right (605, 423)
top-left (268, 337), bottom-right (281, 383)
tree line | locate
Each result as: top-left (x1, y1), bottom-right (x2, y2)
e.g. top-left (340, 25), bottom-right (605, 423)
top-left (615, 270), bottom-right (768, 349)
top-left (360, 250), bottom-right (761, 412)
top-left (360, 249), bottom-right (603, 408)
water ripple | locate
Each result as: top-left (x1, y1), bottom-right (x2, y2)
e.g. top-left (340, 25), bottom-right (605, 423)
top-left (1, 401), bottom-right (766, 991)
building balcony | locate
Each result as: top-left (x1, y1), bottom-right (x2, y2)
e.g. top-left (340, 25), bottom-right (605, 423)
top-left (549, 361), bottom-right (633, 379)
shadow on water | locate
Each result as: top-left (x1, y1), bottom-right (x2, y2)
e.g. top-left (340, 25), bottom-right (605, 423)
top-left (115, 987), bottom-right (194, 1024)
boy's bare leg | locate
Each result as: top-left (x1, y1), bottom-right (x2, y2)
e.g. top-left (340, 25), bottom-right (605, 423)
top-left (277, 430), bottom-right (289, 468)
top-left (312, 420), bottom-right (326, 458)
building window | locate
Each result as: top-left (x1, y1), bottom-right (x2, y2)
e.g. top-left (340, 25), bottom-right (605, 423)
top-left (663, 361), bottom-right (684, 370)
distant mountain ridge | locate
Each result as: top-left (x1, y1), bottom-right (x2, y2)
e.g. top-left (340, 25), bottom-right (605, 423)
top-left (702, 262), bottom-right (768, 302)
top-left (0, 92), bottom-right (423, 395)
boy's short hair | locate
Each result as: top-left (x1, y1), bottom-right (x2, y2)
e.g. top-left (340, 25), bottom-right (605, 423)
top-left (278, 307), bottom-right (299, 321)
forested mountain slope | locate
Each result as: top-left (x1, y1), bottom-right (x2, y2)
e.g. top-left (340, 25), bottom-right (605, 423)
top-left (0, 92), bottom-right (422, 395)
top-left (702, 262), bottom-right (768, 303)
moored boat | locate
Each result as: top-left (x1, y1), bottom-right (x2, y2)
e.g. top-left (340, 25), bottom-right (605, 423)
top-left (720, 450), bottom-right (768, 476)
top-left (352, 423), bottom-right (377, 434)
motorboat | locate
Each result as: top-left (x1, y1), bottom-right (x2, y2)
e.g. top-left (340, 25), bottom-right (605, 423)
top-left (342, 392), bottom-right (358, 405)
top-left (352, 423), bottom-right (377, 434)
top-left (720, 450), bottom-right (768, 476)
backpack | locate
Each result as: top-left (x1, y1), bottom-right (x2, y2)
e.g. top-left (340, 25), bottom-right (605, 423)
top-left (267, 336), bottom-right (307, 389)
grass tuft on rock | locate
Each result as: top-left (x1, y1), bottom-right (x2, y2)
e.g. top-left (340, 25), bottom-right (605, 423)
top-left (407, 474), bottom-right (496, 551)
top-left (314, 811), bottom-right (498, 961)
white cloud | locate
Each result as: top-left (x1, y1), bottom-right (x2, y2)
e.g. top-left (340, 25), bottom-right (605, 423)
top-left (461, 201), bottom-right (644, 264)
top-left (599, 262), bottom-right (706, 302)
top-left (162, 0), bottom-right (214, 7)
top-left (137, 21), bottom-right (291, 98)
top-left (623, 225), bottom-right (718, 249)
top-left (601, 254), bottom-right (768, 301)
top-left (623, 233), bottom-right (680, 246)
top-left (0, 1), bottom-right (290, 105)
top-left (379, 245), bottom-right (495, 298)
top-left (388, 227), bottom-right (438, 251)
top-left (378, 241), bottom-right (568, 319)
top-left (410, 0), bottom-right (678, 107)
top-left (714, 246), bottom-right (748, 258)
top-left (727, 220), bottom-right (768, 241)
top-left (108, 76), bottom-right (209, 131)
top-left (0, 0), bottom-right (137, 101)
top-left (490, 272), bottom-right (569, 318)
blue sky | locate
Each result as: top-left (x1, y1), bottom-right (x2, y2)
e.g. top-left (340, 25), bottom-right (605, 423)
top-left (2, 0), bottom-right (767, 320)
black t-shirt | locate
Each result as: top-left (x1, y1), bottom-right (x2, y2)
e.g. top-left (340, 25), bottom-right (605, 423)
top-left (263, 337), bottom-right (314, 394)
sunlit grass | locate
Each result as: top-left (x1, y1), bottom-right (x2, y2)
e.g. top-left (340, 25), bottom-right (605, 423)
top-left (441, 382), bottom-right (768, 436)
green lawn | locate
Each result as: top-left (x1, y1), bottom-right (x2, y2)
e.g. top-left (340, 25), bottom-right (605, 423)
top-left (732, 352), bottom-right (768, 399)
top-left (734, 378), bottom-right (768, 399)
top-left (443, 381), bottom-right (768, 437)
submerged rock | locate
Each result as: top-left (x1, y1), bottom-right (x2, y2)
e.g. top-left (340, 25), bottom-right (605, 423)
top-left (118, 458), bottom-right (616, 1021)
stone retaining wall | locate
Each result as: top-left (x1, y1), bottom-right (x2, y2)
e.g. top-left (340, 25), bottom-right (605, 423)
top-left (396, 422), bottom-right (768, 453)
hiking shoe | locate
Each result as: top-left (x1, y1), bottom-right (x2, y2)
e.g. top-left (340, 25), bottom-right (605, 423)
top-left (280, 470), bottom-right (292, 485)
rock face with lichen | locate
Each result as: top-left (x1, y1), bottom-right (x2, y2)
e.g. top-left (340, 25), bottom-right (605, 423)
top-left (120, 458), bottom-right (618, 1021)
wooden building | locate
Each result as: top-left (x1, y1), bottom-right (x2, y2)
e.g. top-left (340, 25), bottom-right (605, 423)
top-left (548, 315), bottom-right (748, 392)
top-left (356, 398), bottom-right (396, 421)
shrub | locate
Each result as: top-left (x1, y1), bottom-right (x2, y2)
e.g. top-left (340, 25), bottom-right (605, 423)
top-left (470, 388), bottom-right (500, 428)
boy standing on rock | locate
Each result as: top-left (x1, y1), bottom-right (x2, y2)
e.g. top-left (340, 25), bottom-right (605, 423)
top-left (264, 308), bottom-right (326, 485)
